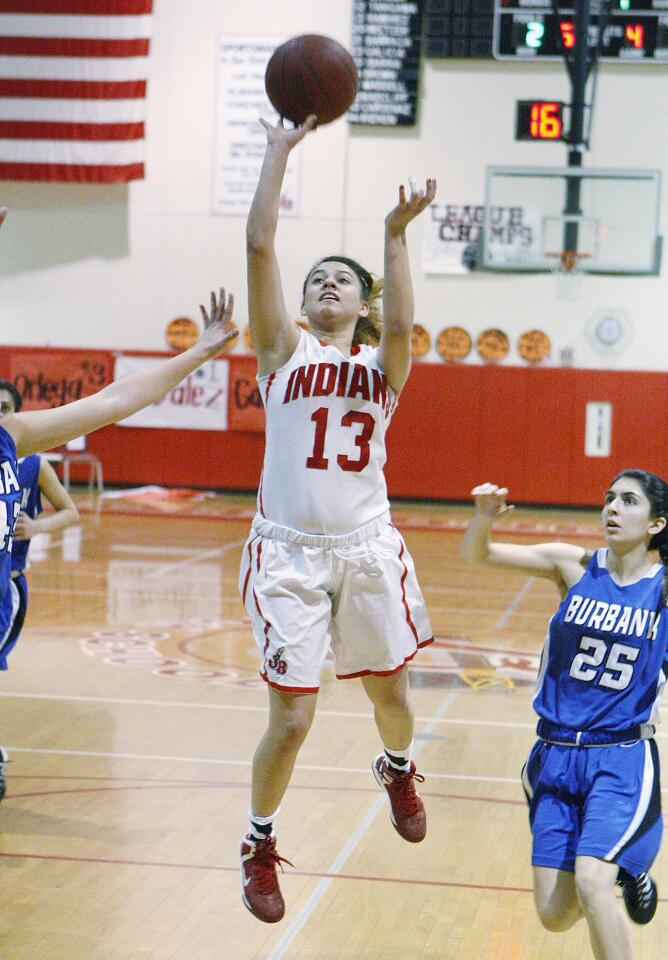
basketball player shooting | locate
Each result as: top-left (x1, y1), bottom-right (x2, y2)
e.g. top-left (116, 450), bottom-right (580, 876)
top-left (237, 113), bottom-right (437, 923)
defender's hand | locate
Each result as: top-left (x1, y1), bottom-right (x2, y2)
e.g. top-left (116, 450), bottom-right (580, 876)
top-left (470, 483), bottom-right (514, 520)
top-left (198, 289), bottom-right (238, 358)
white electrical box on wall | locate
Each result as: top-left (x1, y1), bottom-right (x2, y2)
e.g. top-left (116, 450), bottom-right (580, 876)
top-left (585, 402), bottom-right (612, 457)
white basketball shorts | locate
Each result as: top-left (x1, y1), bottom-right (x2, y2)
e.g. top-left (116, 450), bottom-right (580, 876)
top-left (239, 511), bottom-right (433, 693)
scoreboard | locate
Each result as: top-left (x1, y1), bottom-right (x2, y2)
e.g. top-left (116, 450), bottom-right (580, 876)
top-left (494, 0), bottom-right (668, 60)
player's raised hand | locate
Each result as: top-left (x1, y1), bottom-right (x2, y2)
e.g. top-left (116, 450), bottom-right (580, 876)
top-left (0, 208), bottom-right (7, 230)
top-left (385, 178), bottom-right (437, 235)
top-left (471, 483), bottom-right (514, 520)
top-left (259, 114), bottom-right (317, 150)
top-left (198, 288), bottom-right (238, 358)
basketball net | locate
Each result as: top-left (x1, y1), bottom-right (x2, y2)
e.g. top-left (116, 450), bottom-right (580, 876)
top-left (547, 250), bottom-right (590, 302)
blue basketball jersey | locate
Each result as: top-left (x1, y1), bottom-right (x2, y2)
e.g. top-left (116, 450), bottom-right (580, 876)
top-left (11, 455), bottom-right (42, 573)
top-left (0, 426), bottom-right (22, 638)
top-left (534, 549), bottom-right (668, 735)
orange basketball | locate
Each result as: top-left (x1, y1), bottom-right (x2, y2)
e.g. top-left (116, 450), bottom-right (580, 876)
top-left (265, 35), bottom-right (358, 125)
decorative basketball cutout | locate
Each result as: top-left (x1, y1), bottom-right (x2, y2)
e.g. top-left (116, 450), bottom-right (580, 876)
top-left (436, 327), bottom-right (472, 363)
top-left (165, 317), bottom-right (199, 352)
top-left (518, 329), bottom-right (551, 364)
top-left (476, 328), bottom-right (510, 364)
top-left (265, 35), bottom-right (358, 125)
top-left (411, 324), bottom-right (431, 358)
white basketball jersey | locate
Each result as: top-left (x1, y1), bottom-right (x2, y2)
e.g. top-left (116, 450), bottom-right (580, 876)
top-left (257, 328), bottom-right (399, 534)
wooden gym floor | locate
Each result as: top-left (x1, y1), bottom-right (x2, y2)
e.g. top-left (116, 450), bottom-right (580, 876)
top-left (0, 490), bottom-right (665, 960)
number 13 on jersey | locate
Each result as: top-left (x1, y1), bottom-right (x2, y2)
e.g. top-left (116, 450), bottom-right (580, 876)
top-left (306, 407), bottom-right (376, 473)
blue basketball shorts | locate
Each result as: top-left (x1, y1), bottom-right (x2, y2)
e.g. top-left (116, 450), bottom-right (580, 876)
top-left (0, 575), bottom-right (28, 670)
top-left (521, 738), bottom-right (662, 876)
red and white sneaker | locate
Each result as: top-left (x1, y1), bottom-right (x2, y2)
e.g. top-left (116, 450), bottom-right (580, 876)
top-left (240, 834), bottom-right (292, 923)
top-left (372, 754), bottom-right (426, 843)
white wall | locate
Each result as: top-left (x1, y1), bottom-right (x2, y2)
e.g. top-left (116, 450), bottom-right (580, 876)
top-left (0, 0), bottom-right (666, 369)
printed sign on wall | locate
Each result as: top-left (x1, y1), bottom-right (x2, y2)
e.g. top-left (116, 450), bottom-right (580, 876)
top-left (9, 352), bottom-right (112, 410)
top-left (213, 35), bottom-right (299, 217)
top-left (115, 356), bottom-right (229, 430)
top-left (422, 202), bottom-right (541, 274)
top-left (228, 362), bottom-right (265, 432)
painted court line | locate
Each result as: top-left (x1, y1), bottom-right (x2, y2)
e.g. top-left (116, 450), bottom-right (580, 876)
top-left (9, 745), bottom-right (668, 795)
top-left (139, 538), bottom-right (247, 580)
top-left (111, 543), bottom-right (203, 556)
top-left (6, 744), bottom-right (519, 783)
top-left (2, 692), bottom-right (667, 739)
top-left (0, 690), bottom-right (536, 727)
top-left (495, 577), bottom-right (536, 630)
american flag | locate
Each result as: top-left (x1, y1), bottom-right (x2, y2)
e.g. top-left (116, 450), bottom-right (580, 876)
top-left (0, 0), bottom-right (153, 183)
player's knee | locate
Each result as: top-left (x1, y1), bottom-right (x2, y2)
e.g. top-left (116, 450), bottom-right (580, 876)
top-left (574, 866), bottom-right (610, 913)
top-left (275, 708), bottom-right (314, 749)
top-left (366, 680), bottom-right (411, 714)
top-left (535, 902), bottom-right (577, 932)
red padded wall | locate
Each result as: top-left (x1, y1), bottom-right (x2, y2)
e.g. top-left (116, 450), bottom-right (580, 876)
top-left (1, 344), bottom-right (666, 506)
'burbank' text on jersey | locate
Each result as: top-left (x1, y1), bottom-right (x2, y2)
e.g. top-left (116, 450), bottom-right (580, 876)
top-left (0, 461), bottom-right (19, 496)
top-left (564, 594), bottom-right (661, 641)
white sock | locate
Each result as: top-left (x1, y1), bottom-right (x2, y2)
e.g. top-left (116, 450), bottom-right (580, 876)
top-left (383, 741), bottom-right (413, 772)
top-left (248, 806), bottom-right (280, 841)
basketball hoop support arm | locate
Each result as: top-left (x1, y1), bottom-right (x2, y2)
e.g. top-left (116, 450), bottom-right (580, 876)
top-left (562, 0), bottom-right (593, 257)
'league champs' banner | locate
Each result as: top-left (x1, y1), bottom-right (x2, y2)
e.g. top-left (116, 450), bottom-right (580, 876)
top-left (422, 202), bottom-right (541, 274)
top-left (115, 356), bottom-right (230, 430)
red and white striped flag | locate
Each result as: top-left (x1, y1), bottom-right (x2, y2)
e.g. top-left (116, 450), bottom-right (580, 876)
top-left (0, 0), bottom-right (153, 183)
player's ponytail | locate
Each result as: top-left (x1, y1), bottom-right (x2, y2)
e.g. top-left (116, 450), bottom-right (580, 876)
top-left (353, 276), bottom-right (383, 346)
top-left (657, 541), bottom-right (668, 608)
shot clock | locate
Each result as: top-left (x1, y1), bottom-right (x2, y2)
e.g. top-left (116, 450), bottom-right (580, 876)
top-left (515, 100), bottom-right (566, 141)
top-left (494, 0), bottom-right (668, 60)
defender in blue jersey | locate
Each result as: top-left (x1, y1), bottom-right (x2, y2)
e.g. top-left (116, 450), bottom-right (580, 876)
top-left (461, 472), bottom-right (668, 960)
top-left (0, 382), bottom-right (80, 796)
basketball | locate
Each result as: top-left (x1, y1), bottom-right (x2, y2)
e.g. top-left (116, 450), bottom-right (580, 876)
top-left (264, 35), bottom-right (358, 126)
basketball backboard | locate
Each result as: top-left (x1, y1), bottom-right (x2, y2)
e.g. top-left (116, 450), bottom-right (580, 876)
top-left (479, 166), bottom-right (662, 274)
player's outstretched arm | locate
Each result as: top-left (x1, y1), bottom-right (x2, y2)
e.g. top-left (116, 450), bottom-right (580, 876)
top-left (460, 483), bottom-right (587, 592)
top-left (378, 178), bottom-right (437, 395)
top-left (0, 208), bottom-right (7, 229)
top-left (13, 458), bottom-right (79, 540)
top-left (246, 116), bottom-right (316, 377)
top-left (5, 290), bottom-right (238, 458)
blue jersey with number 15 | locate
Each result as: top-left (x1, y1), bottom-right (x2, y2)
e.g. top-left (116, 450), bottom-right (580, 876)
top-left (0, 426), bottom-right (22, 637)
top-left (534, 548), bottom-right (668, 735)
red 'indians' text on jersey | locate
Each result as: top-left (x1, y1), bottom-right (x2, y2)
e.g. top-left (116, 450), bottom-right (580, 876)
top-left (256, 328), bottom-right (399, 534)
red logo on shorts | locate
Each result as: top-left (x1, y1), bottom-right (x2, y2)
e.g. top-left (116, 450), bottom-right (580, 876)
top-left (267, 647), bottom-right (288, 675)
